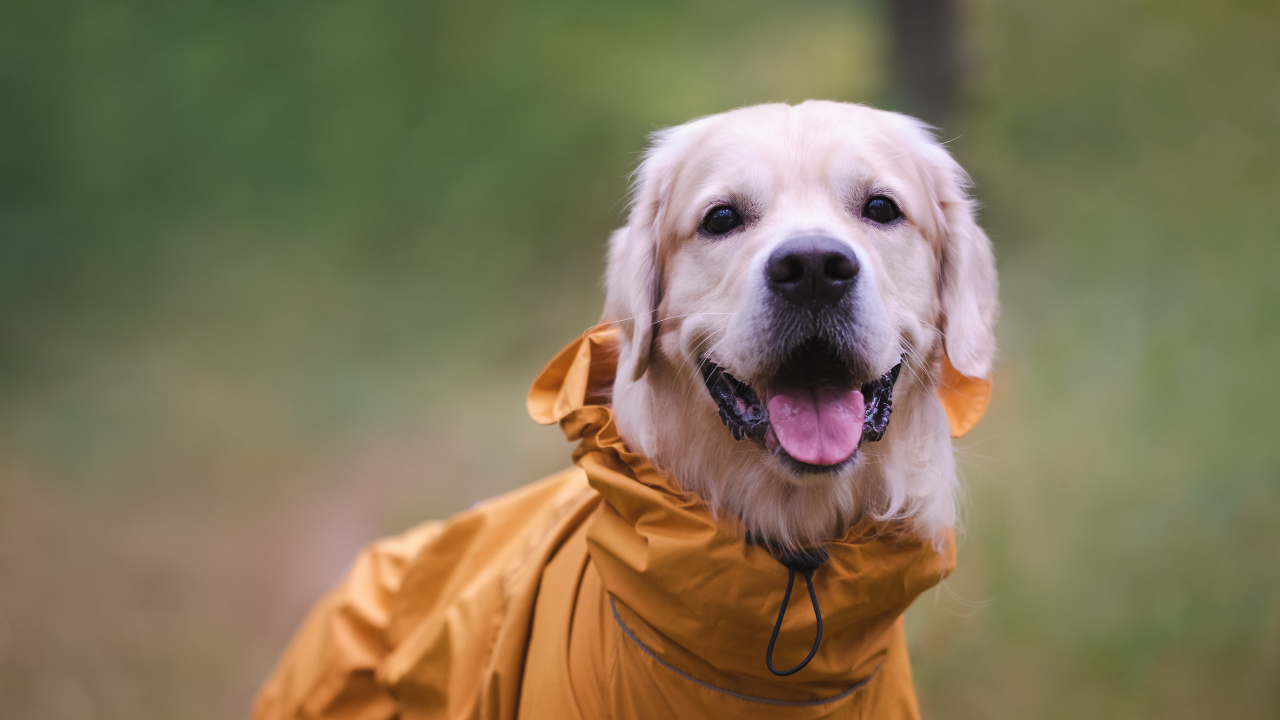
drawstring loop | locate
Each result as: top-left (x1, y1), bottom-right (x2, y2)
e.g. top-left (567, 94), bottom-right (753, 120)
top-left (765, 547), bottom-right (827, 676)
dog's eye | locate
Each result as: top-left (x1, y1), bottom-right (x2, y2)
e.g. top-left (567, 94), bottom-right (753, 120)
top-left (861, 196), bottom-right (901, 224)
top-left (702, 205), bottom-right (743, 235)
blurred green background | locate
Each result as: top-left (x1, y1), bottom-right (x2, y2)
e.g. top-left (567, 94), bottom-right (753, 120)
top-left (1, 0), bottom-right (1277, 718)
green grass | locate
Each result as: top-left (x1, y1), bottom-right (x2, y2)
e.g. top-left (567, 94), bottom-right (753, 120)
top-left (1, 0), bottom-right (1277, 718)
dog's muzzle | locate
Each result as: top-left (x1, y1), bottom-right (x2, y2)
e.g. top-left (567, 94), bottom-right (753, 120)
top-left (699, 339), bottom-right (902, 474)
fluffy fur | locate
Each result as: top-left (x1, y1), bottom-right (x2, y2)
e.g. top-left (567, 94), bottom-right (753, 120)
top-left (603, 101), bottom-right (998, 550)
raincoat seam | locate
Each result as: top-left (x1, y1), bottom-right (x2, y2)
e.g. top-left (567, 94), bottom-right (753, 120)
top-left (608, 596), bottom-right (875, 707)
top-left (606, 593), bottom-right (622, 720)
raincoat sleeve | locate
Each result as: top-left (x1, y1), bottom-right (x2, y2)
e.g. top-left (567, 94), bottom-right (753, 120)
top-left (252, 521), bottom-right (444, 720)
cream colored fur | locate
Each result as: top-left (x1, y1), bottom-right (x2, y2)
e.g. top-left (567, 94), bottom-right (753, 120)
top-left (603, 101), bottom-right (998, 550)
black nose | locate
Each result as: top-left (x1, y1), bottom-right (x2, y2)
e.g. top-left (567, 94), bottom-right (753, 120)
top-left (764, 236), bottom-right (860, 306)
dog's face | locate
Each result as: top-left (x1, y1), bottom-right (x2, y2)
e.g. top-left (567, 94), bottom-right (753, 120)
top-left (605, 102), bottom-right (997, 547)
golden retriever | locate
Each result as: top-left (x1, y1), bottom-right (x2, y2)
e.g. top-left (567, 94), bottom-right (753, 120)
top-left (605, 100), bottom-right (998, 550)
top-left (252, 101), bottom-right (1000, 719)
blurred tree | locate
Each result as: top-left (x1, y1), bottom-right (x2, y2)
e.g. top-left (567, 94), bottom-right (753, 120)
top-left (888, 0), bottom-right (961, 125)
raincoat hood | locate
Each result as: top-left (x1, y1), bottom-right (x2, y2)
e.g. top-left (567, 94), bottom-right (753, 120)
top-left (253, 328), bottom-right (991, 720)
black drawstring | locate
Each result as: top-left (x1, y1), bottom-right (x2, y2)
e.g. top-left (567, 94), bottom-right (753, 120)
top-left (765, 547), bottom-right (827, 676)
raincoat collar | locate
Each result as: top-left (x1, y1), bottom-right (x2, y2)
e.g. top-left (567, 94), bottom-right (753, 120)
top-left (528, 327), bottom-right (980, 699)
top-left (528, 326), bottom-right (992, 436)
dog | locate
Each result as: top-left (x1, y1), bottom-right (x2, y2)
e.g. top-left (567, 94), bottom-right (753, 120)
top-left (254, 100), bottom-right (998, 720)
top-left (606, 100), bottom-right (998, 552)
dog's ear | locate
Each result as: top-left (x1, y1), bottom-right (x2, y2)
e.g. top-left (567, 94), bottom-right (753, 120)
top-left (604, 124), bottom-right (693, 381)
top-left (604, 223), bottom-right (661, 381)
top-left (925, 142), bottom-right (999, 379)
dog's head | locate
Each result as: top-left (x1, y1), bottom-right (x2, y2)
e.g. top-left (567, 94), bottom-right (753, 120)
top-left (604, 102), bottom-right (997, 547)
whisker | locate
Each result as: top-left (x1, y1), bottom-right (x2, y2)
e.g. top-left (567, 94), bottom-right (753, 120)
top-left (684, 335), bottom-right (731, 403)
top-left (585, 310), bottom-right (734, 336)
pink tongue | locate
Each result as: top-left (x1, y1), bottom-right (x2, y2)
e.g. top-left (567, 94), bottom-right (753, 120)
top-left (766, 386), bottom-right (865, 466)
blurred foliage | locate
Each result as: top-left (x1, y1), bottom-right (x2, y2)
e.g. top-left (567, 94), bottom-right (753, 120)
top-left (0, 0), bottom-right (881, 488)
top-left (0, 0), bottom-right (1277, 719)
top-left (908, 1), bottom-right (1280, 718)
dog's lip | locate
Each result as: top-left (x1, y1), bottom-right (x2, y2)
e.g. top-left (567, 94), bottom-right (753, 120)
top-left (698, 343), bottom-right (903, 471)
top-left (698, 361), bottom-right (770, 443)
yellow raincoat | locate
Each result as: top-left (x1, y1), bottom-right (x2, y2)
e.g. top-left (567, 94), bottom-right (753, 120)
top-left (252, 327), bottom-right (991, 720)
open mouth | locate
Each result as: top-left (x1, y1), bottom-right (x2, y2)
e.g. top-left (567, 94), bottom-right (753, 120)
top-left (699, 339), bottom-right (902, 474)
